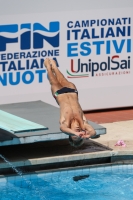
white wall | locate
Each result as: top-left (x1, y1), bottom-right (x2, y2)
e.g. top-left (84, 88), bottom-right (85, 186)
top-left (0, 0), bottom-right (133, 15)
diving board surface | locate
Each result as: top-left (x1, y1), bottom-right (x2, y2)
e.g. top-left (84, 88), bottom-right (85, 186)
top-left (0, 101), bottom-right (106, 146)
top-left (0, 110), bottom-right (48, 134)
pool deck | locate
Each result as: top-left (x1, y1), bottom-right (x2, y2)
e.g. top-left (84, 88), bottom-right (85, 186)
top-left (0, 107), bottom-right (133, 174)
top-left (86, 108), bottom-right (133, 152)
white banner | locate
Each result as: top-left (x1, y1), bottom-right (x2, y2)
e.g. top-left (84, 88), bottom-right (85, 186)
top-left (0, 8), bottom-right (133, 110)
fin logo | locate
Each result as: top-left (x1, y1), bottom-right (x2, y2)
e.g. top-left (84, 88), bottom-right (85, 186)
top-left (0, 22), bottom-right (60, 51)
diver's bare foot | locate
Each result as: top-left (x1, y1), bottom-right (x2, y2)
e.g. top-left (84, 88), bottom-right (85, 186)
top-left (49, 59), bottom-right (57, 70)
top-left (44, 58), bottom-right (51, 69)
top-left (44, 58), bottom-right (50, 68)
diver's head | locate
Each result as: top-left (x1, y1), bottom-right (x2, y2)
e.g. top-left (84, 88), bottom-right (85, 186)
top-left (69, 135), bottom-right (84, 147)
top-left (69, 119), bottom-right (84, 147)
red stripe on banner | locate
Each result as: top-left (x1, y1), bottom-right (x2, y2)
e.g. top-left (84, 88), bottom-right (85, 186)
top-left (112, 55), bottom-right (119, 59)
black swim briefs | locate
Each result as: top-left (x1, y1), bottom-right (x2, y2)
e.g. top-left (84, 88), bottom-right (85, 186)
top-left (54, 87), bottom-right (78, 98)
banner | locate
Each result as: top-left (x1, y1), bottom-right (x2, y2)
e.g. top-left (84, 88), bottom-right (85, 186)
top-left (0, 8), bottom-right (133, 110)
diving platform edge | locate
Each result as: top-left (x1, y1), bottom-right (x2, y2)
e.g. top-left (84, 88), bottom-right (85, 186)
top-left (0, 101), bottom-right (106, 146)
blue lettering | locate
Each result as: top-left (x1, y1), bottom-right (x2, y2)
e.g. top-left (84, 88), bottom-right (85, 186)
top-left (93, 41), bottom-right (104, 55)
top-left (101, 19), bottom-right (107, 26)
top-left (80, 42), bottom-right (91, 56)
top-left (14, 53), bottom-right (19, 59)
top-left (106, 40), bottom-right (111, 54)
top-left (0, 22), bottom-right (60, 51)
top-left (47, 50), bottom-right (54, 56)
top-left (90, 20), bottom-right (96, 26)
top-left (20, 23), bottom-right (31, 50)
top-left (33, 22), bottom-right (59, 49)
top-left (67, 30), bottom-right (70, 40)
top-left (18, 60), bottom-right (25, 70)
top-left (92, 29), bottom-right (99, 39)
top-left (31, 59), bottom-right (39, 69)
top-left (128, 26), bottom-right (131, 36)
top-left (127, 39), bottom-right (131, 52)
top-left (111, 57), bottom-right (119, 70)
top-left (26, 60), bottom-right (30, 69)
top-left (0, 73), bottom-right (7, 86)
top-left (113, 40), bottom-right (125, 53)
top-left (82, 20), bottom-right (89, 27)
top-left (100, 62), bottom-right (107, 71)
top-left (67, 21), bottom-right (73, 28)
top-left (36, 70), bottom-right (46, 83)
top-left (81, 29), bottom-right (90, 39)
top-left (26, 52), bottom-right (31, 58)
top-left (122, 18), bottom-right (128, 24)
top-left (41, 51), bottom-right (47, 57)
top-left (20, 52), bottom-right (26, 59)
top-left (9, 72), bottom-right (20, 85)
top-left (0, 61), bottom-right (8, 71)
top-left (106, 27), bottom-right (115, 38)
top-left (7, 53), bottom-right (13, 60)
top-left (67, 43), bottom-right (78, 57)
top-left (75, 21), bottom-right (80, 28)
top-left (54, 49), bottom-right (59, 56)
top-left (72, 29), bottom-right (81, 40)
top-left (101, 28), bottom-right (104, 38)
top-left (116, 26), bottom-right (126, 37)
top-left (108, 19), bottom-right (114, 25)
top-left (0, 24), bottom-right (18, 51)
top-left (1, 54), bottom-right (6, 60)
top-left (8, 61), bottom-right (17, 71)
top-left (92, 62), bottom-right (99, 76)
top-left (22, 71), bottom-right (34, 84)
top-left (116, 18), bottom-right (122, 25)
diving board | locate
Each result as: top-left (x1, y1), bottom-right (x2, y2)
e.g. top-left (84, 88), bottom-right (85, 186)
top-left (0, 110), bottom-right (48, 134)
top-left (0, 101), bottom-right (106, 146)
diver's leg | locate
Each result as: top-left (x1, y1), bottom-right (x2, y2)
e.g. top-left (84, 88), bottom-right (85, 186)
top-left (44, 58), bottom-right (62, 94)
top-left (50, 59), bottom-right (77, 89)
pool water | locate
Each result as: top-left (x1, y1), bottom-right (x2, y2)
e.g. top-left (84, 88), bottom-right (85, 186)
top-left (0, 165), bottom-right (133, 200)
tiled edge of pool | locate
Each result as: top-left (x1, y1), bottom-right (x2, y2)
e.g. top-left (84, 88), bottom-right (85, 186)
top-left (0, 163), bottom-right (133, 183)
top-left (0, 150), bottom-right (133, 172)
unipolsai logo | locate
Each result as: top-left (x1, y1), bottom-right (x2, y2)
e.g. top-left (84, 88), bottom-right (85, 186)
top-left (67, 59), bottom-right (89, 78)
top-left (0, 21), bottom-right (60, 51)
top-left (67, 56), bottom-right (131, 78)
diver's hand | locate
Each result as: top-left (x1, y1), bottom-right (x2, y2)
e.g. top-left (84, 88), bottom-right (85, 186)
top-left (84, 122), bottom-right (96, 138)
top-left (60, 125), bottom-right (85, 138)
top-left (73, 131), bottom-right (86, 138)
